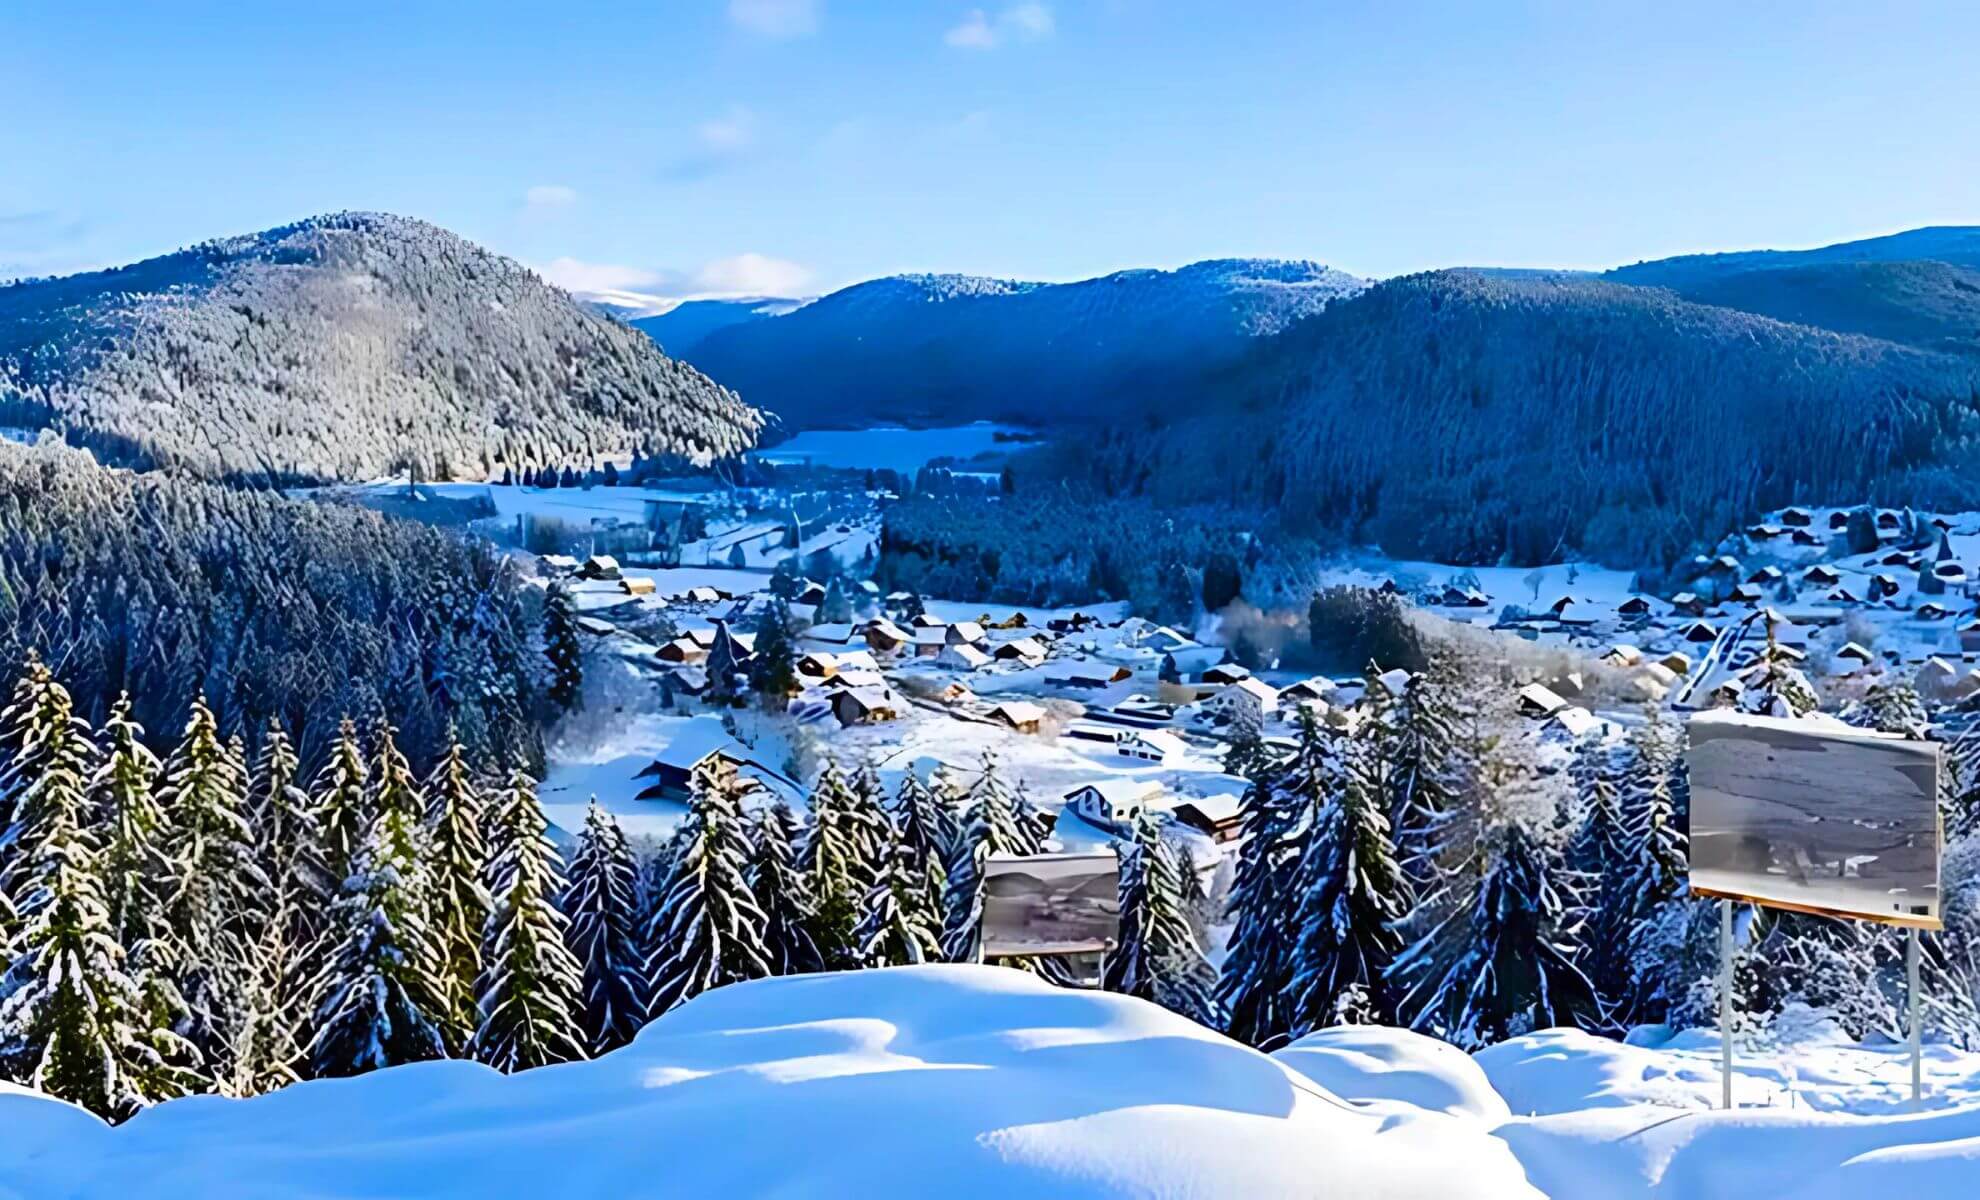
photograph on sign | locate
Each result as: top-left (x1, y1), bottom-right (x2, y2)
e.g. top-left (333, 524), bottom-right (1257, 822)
top-left (1686, 710), bottom-right (1941, 926)
top-left (982, 851), bottom-right (1119, 956)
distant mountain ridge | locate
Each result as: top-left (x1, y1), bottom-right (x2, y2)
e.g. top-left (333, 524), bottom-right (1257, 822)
top-left (668, 257), bottom-right (1367, 433)
top-left (0, 212), bottom-right (762, 482)
top-left (631, 296), bottom-right (809, 357)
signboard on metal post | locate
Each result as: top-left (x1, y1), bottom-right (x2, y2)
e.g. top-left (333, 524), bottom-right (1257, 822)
top-left (1684, 709), bottom-right (1943, 1111)
top-left (982, 851), bottom-right (1120, 957)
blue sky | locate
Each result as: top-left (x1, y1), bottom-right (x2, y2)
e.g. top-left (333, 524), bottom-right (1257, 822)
top-left (4, 1), bottom-right (1976, 301)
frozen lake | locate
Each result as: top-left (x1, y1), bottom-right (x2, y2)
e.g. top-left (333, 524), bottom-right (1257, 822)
top-left (750, 423), bottom-right (1034, 473)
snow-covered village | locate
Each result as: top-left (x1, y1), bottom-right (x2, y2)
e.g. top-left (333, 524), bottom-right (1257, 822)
top-left (7, 7), bottom-right (1980, 1198)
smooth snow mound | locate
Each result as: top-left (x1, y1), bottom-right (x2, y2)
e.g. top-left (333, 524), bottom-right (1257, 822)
top-left (0, 965), bottom-right (1540, 1199)
top-left (1276, 1025), bottom-right (1513, 1122)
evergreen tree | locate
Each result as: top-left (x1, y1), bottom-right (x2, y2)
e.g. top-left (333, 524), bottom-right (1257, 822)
top-left (1401, 815), bottom-right (1598, 1049)
top-left (474, 769), bottom-right (586, 1071)
top-left (1285, 711), bottom-right (1412, 1033)
top-left (939, 755), bottom-right (1031, 964)
top-left (1105, 810), bottom-right (1219, 1025)
top-left (644, 760), bottom-right (770, 1016)
top-left (543, 581), bottom-right (584, 712)
top-left (889, 769), bottom-right (952, 930)
top-left (88, 694), bottom-right (168, 952)
top-left (309, 799), bottom-right (447, 1077)
top-left (816, 576), bottom-right (854, 624)
top-left (746, 598), bottom-right (799, 706)
top-left (1216, 735), bottom-right (1302, 1047)
top-left (854, 832), bottom-right (943, 968)
top-left (219, 887), bottom-right (309, 1098)
top-left (748, 802), bottom-right (823, 976)
top-left (0, 670), bottom-right (173, 1117)
top-left (1384, 664), bottom-right (1462, 881)
top-left (312, 718), bottom-right (371, 883)
top-left (563, 800), bottom-right (646, 1054)
top-left (154, 697), bottom-right (266, 1071)
top-left (1851, 682), bottom-right (1929, 738)
top-left (423, 731), bottom-right (489, 1055)
top-left (1741, 617), bottom-right (1820, 718)
top-left (704, 620), bottom-right (747, 705)
top-left (1566, 735), bottom-right (1634, 1023)
top-left (803, 758), bottom-right (880, 968)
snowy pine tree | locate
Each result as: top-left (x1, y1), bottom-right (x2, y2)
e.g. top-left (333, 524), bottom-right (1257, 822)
top-left (854, 804), bottom-right (943, 968)
top-left (563, 800), bottom-right (646, 1054)
top-left (1285, 710), bottom-right (1411, 1033)
top-left (309, 797), bottom-right (447, 1077)
top-left (218, 887), bottom-right (310, 1098)
top-left (746, 598), bottom-right (799, 705)
top-left (1384, 664), bottom-right (1463, 881)
top-left (543, 581), bottom-right (583, 712)
top-left (0, 670), bottom-right (177, 1117)
top-left (1740, 617), bottom-right (1820, 718)
top-left (939, 755), bottom-right (1032, 964)
top-left (889, 769), bottom-right (951, 939)
top-left (1402, 813), bottom-right (1598, 1049)
top-left (311, 718), bottom-right (371, 882)
top-left (644, 760), bottom-right (769, 1016)
top-left (154, 696), bottom-right (266, 1073)
top-left (422, 730), bottom-right (488, 1055)
top-left (1105, 810), bottom-right (1219, 1025)
top-left (474, 768), bottom-right (585, 1071)
top-left (89, 694), bottom-right (169, 953)
top-left (803, 758), bottom-right (880, 968)
top-left (1566, 734), bottom-right (1634, 1024)
top-left (1215, 759), bottom-right (1303, 1048)
top-left (748, 801), bottom-right (822, 976)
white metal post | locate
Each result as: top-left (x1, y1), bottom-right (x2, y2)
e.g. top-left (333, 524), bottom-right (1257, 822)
top-left (1909, 926), bottom-right (1922, 1110)
top-left (1720, 899), bottom-right (1734, 1110)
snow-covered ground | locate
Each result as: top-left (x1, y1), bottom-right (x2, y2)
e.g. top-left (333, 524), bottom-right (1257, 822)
top-left (751, 422), bottom-right (1032, 472)
top-left (7, 965), bottom-right (1978, 1199)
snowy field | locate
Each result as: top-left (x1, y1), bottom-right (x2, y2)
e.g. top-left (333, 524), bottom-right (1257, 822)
top-left (751, 422), bottom-right (1032, 472)
top-left (5, 965), bottom-right (1977, 1199)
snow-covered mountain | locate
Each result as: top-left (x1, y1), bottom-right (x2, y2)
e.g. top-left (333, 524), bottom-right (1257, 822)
top-left (0, 212), bottom-right (762, 483)
top-left (665, 257), bottom-right (1367, 433)
top-left (631, 295), bottom-right (810, 356)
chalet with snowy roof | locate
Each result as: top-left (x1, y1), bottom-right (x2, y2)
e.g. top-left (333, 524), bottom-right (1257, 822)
top-left (634, 718), bottom-right (759, 800)
top-left (1835, 642), bottom-right (1876, 670)
top-left (1514, 682), bottom-right (1570, 718)
top-left (1600, 645), bottom-right (1642, 668)
top-left (1208, 677), bottom-right (1278, 726)
top-left (658, 637), bottom-right (707, 664)
top-left (939, 681), bottom-right (976, 706)
top-left (796, 581), bottom-right (827, 606)
top-left (1877, 510), bottom-right (1902, 533)
top-left (938, 643), bottom-right (993, 672)
top-left (992, 636), bottom-right (1048, 665)
top-left (1931, 561), bottom-right (1968, 590)
top-left (540, 554), bottom-right (579, 575)
top-left (1728, 583), bottom-right (1763, 604)
top-left (1917, 601), bottom-right (1955, 621)
top-left (1803, 564), bottom-right (1842, 587)
top-left (1829, 510), bottom-right (1851, 531)
top-left (911, 613), bottom-right (946, 629)
top-left (1870, 573), bottom-right (1902, 600)
top-left (1169, 793), bottom-right (1245, 843)
top-left (1047, 611), bottom-right (1103, 634)
top-left (576, 554), bottom-right (622, 581)
top-left (1280, 677), bottom-right (1335, 705)
top-left (1789, 528), bottom-right (1823, 547)
top-left (1824, 586), bottom-right (1861, 606)
top-left (1201, 662), bottom-right (1252, 686)
top-left (617, 576), bottom-right (655, 596)
top-left (1542, 706), bottom-right (1602, 743)
top-left (805, 623), bottom-right (856, 646)
top-left (1918, 656), bottom-right (1964, 699)
top-left (1880, 550), bottom-right (1917, 568)
top-left (1045, 662), bottom-right (1132, 690)
top-left (1709, 677), bottom-right (1746, 705)
top-left (1064, 780), bottom-right (1164, 831)
top-left (683, 586), bottom-right (726, 604)
top-left (1670, 592), bottom-right (1706, 616)
top-left (862, 617), bottom-right (911, 655)
top-left (1659, 650), bottom-right (1692, 676)
top-left (910, 627), bottom-right (949, 657)
top-left (1746, 523), bottom-right (1783, 541)
top-left (1439, 584), bottom-right (1490, 608)
top-left (832, 687), bottom-right (900, 727)
top-left (1781, 507), bottom-right (1812, 527)
top-left (1117, 729), bottom-right (1188, 765)
top-left (990, 700), bottom-right (1048, 734)
top-left (1681, 620), bottom-right (1719, 644)
top-left (1747, 566), bottom-right (1784, 585)
top-left (1617, 596), bottom-right (1652, 617)
top-left (946, 621), bottom-right (988, 648)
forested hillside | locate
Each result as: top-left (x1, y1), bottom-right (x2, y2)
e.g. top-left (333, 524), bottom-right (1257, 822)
top-left (1058, 270), bottom-right (1980, 567)
top-left (0, 438), bottom-right (542, 770)
top-left (676, 258), bottom-right (1365, 433)
top-left (0, 213), bottom-right (762, 483)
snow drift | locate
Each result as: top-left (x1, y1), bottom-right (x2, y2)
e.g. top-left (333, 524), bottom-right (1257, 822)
top-left (0, 965), bottom-right (1536, 1199)
top-left (6, 966), bottom-right (1980, 1198)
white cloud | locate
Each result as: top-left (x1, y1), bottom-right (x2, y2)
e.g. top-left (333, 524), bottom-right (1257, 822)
top-left (534, 251), bottom-right (812, 311)
top-left (522, 184), bottom-right (578, 213)
top-left (537, 257), bottom-right (667, 295)
top-left (693, 252), bottom-right (813, 297)
top-left (728, 0), bottom-right (819, 38)
top-left (945, 3), bottom-right (1053, 49)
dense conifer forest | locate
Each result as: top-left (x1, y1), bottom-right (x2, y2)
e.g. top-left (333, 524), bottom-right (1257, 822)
top-left (0, 212), bottom-right (762, 484)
